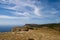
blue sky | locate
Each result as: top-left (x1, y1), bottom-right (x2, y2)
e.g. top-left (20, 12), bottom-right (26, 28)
top-left (0, 0), bottom-right (60, 26)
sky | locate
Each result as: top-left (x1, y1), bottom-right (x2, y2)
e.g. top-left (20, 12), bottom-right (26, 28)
top-left (0, 0), bottom-right (60, 26)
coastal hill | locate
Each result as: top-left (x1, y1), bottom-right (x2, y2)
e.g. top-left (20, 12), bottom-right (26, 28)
top-left (12, 23), bottom-right (60, 32)
top-left (0, 23), bottom-right (60, 40)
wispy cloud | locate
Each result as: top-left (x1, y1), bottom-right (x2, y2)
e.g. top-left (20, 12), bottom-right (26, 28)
top-left (0, 15), bottom-right (19, 19)
top-left (0, 0), bottom-right (60, 25)
top-left (0, 0), bottom-right (42, 17)
top-left (0, 15), bottom-right (30, 20)
top-left (1, 0), bottom-right (58, 18)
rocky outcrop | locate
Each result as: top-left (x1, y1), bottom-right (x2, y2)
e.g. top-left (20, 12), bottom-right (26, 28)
top-left (12, 26), bottom-right (35, 32)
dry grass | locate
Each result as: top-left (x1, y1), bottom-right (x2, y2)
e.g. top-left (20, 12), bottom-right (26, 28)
top-left (0, 27), bottom-right (60, 40)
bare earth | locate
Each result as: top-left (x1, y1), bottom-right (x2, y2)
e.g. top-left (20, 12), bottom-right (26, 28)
top-left (0, 28), bottom-right (60, 40)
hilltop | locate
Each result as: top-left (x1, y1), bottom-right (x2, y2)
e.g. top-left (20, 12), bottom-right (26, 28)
top-left (12, 23), bottom-right (60, 32)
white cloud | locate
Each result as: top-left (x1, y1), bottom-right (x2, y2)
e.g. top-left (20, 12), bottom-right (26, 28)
top-left (34, 7), bottom-right (41, 16)
top-left (0, 0), bottom-right (58, 18)
top-left (1, 0), bottom-right (42, 17)
top-left (0, 0), bottom-right (60, 25)
top-left (14, 12), bottom-right (30, 17)
top-left (0, 15), bottom-right (30, 20)
top-left (50, 8), bottom-right (58, 15)
top-left (0, 15), bottom-right (19, 19)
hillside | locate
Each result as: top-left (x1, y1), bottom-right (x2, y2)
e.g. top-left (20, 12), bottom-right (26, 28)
top-left (0, 23), bottom-right (60, 40)
top-left (23, 23), bottom-right (60, 31)
top-left (0, 27), bottom-right (60, 40)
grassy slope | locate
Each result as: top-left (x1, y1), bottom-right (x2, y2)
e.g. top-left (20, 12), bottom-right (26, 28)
top-left (0, 27), bottom-right (60, 40)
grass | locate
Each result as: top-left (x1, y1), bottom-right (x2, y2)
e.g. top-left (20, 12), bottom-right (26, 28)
top-left (0, 27), bottom-right (60, 40)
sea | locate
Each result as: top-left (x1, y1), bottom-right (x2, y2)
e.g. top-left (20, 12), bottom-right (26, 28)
top-left (0, 25), bottom-right (23, 32)
top-left (0, 26), bottom-right (13, 32)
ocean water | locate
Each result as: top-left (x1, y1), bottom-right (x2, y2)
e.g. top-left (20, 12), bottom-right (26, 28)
top-left (0, 26), bottom-right (13, 32)
top-left (0, 25), bottom-right (23, 32)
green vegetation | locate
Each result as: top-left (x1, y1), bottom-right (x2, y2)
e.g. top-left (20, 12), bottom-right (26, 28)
top-left (25, 23), bottom-right (60, 27)
top-left (24, 23), bottom-right (60, 31)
